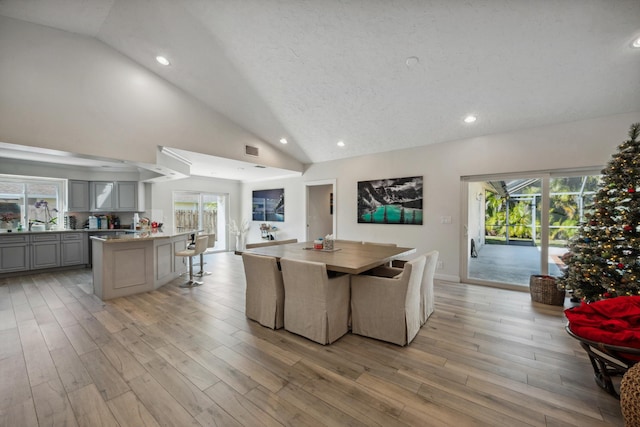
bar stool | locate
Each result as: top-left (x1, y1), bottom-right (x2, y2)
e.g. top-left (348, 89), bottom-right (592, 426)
top-left (176, 235), bottom-right (209, 288)
top-left (194, 233), bottom-right (215, 277)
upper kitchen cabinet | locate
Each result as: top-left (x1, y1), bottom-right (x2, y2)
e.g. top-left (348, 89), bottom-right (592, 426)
top-left (116, 181), bottom-right (137, 211)
top-left (68, 180), bottom-right (90, 212)
top-left (90, 181), bottom-right (115, 211)
top-left (90, 181), bottom-right (144, 212)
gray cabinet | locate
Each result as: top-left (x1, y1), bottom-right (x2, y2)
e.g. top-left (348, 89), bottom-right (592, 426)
top-left (31, 233), bottom-right (60, 270)
top-left (61, 232), bottom-right (86, 266)
top-left (68, 180), bottom-right (90, 212)
top-left (90, 181), bottom-right (142, 212)
top-left (116, 181), bottom-right (137, 211)
top-left (0, 235), bottom-right (29, 273)
top-left (90, 181), bottom-right (116, 211)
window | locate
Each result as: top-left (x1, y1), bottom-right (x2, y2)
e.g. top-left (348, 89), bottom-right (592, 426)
top-left (0, 176), bottom-right (64, 229)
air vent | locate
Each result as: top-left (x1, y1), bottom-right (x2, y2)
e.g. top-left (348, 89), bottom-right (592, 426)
top-left (254, 165), bottom-right (266, 169)
top-left (245, 145), bottom-right (259, 157)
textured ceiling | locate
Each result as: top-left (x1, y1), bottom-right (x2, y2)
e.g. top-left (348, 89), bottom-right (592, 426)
top-left (1, 0), bottom-right (639, 168)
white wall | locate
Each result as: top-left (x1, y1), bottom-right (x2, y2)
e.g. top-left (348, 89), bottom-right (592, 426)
top-left (0, 16), bottom-right (302, 173)
top-left (241, 177), bottom-right (305, 245)
top-left (243, 112), bottom-right (640, 281)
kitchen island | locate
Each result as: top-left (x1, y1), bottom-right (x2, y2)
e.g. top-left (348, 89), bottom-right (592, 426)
top-left (90, 230), bottom-right (192, 300)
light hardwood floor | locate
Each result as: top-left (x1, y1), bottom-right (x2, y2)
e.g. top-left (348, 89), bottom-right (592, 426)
top-left (0, 252), bottom-right (624, 426)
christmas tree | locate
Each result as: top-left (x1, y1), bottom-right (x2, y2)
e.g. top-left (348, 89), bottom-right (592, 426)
top-left (558, 123), bottom-right (640, 301)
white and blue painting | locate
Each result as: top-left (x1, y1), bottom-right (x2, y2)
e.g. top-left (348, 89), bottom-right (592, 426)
top-left (252, 188), bottom-right (284, 222)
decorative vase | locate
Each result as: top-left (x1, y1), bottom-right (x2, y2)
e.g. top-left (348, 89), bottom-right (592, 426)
top-left (236, 235), bottom-right (245, 251)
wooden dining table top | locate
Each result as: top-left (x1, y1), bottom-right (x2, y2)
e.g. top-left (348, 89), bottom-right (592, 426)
top-left (241, 240), bottom-right (416, 275)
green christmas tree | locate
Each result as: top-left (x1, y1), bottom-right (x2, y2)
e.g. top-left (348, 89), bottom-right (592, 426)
top-left (558, 123), bottom-right (640, 301)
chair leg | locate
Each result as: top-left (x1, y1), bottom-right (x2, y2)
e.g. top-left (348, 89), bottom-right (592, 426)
top-left (180, 256), bottom-right (203, 288)
top-left (194, 253), bottom-right (211, 277)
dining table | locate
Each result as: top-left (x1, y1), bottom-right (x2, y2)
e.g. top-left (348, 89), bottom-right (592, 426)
top-left (241, 240), bottom-right (416, 275)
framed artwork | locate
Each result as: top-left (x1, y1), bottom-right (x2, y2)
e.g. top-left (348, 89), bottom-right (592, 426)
top-left (357, 176), bottom-right (423, 224)
top-left (252, 188), bottom-right (285, 222)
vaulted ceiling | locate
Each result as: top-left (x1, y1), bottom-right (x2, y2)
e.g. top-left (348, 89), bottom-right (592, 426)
top-left (1, 0), bottom-right (639, 171)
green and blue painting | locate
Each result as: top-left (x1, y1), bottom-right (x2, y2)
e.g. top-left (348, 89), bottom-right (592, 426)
top-left (357, 176), bottom-right (423, 225)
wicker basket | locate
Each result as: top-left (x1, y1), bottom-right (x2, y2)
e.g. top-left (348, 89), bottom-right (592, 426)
top-left (621, 362), bottom-right (640, 426)
top-left (529, 275), bottom-right (565, 305)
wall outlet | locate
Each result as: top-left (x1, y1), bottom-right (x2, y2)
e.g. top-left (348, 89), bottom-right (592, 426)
top-left (436, 261), bottom-right (444, 269)
top-left (440, 216), bottom-right (452, 224)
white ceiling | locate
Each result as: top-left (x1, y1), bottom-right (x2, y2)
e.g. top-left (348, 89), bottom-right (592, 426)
top-left (0, 0), bottom-right (639, 179)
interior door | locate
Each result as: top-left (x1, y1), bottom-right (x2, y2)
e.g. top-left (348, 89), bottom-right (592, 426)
top-left (305, 180), bottom-right (336, 242)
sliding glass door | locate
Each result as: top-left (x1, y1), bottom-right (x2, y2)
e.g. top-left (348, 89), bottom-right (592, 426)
top-left (464, 171), bottom-right (600, 288)
top-left (173, 191), bottom-right (228, 251)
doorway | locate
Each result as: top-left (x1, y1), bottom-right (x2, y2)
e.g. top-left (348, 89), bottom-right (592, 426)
top-left (305, 180), bottom-right (336, 242)
top-left (462, 171), bottom-right (600, 288)
top-left (173, 191), bottom-right (228, 252)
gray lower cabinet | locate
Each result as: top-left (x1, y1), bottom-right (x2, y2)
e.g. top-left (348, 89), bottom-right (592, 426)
top-left (0, 235), bottom-right (29, 272)
top-left (31, 233), bottom-right (60, 269)
top-left (0, 232), bottom-right (89, 274)
top-left (61, 232), bottom-right (86, 266)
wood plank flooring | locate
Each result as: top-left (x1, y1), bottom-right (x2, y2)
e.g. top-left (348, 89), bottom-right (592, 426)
top-left (0, 252), bottom-right (625, 426)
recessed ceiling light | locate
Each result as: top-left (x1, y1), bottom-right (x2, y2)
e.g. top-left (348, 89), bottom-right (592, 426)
top-left (155, 55), bottom-right (170, 66)
top-left (632, 37), bottom-right (640, 48)
top-left (337, 141), bottom-right (345, 147)
top-left (464, 115), bottom-right (477, 124)
top-left (405, 56), bottom-right (420, 67)
top-left (279, 138), bottom-right (288, 144)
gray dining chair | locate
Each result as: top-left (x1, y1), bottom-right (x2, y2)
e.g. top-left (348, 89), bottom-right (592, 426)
top-left (368, 250), bottom-right (438, 325)
top-left (242, 253), bottom-right (285, 329)
top-left (420, 251), bottom-right (439, 324)
top-left (351, 255), bottom-right (426, 346)
top-left (280, 258), bottom-right (350, 344)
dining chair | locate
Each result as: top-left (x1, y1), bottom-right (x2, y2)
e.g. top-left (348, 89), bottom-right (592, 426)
top-left (280, 258), bottom-right (351, 344)
top-left (420, 251), bottom-right (439, 324)
top-left (367, 250), bottom-right (438, 326)
top-left (175, 235), bottom-right (209, 288)
top-left (242, 253), bottom-right (284, 329)
top-left (350, 255), bottom-right (426, 346)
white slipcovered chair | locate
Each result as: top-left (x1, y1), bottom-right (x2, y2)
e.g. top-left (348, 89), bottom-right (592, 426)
top-left (369, 250), bottom-right (438, 325)
top-left (420, 250), bottom-right (439, 324)
top-left (351, 255), bottom-right (426, 346)
top-left (242, 253), bottom-right (285, 329)
top-left (280, 258), bottom-right (351, 345)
